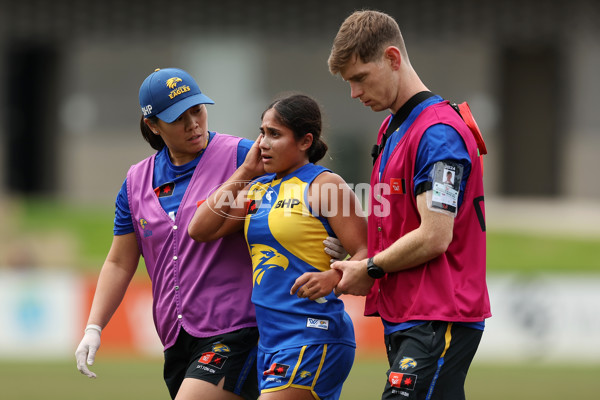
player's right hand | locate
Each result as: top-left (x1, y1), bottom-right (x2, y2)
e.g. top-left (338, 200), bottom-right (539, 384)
top-left (75, 325), bottom-right (102, 378)
top-left (241, 134), bottom-right (266, 178)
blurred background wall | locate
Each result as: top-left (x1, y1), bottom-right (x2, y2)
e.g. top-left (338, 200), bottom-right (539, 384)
top-left (0, 0), bottom-right (599, 203)
top-left (0, 0), bottom-right (599, 363)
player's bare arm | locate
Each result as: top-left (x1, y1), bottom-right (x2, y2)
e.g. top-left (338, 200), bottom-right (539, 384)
top-left (292, 172), bottom-right (368, 299)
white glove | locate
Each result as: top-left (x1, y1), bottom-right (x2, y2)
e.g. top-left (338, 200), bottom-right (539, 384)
top-left (75, 324), bottom-right (102, 378)
top-left (324, 237), bottom-right (348, 262)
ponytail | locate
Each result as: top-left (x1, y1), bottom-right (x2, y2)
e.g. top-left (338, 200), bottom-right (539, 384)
top-left (308, 137), bottom-right (328, 164)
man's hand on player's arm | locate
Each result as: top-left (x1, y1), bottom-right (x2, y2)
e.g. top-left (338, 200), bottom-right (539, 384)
top-left (331, 259), bottom-right (374, 296)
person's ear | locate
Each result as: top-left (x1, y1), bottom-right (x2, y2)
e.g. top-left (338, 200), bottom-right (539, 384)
top-left (300, 133), bottom-right (314, 151)
top-left (144, 118), bottom-right (160, 134)
top-left (384, 46), bottom-right (402, 70)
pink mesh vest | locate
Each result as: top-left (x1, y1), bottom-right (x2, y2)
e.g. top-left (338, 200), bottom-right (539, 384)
top-left (366, 102), bottom-right (491, 323)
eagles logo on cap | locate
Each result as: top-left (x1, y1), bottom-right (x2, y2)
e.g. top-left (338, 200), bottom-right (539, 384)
top-left (138, 67), bottom-right (214, 123)
top-left (166, 77), bottom-right (182, 89)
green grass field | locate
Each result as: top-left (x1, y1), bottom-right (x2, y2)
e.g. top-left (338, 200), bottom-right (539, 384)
top-left (1, 357), bottom-right (599, 399)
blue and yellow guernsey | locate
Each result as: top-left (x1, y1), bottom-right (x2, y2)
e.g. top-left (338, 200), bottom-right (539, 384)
top-left (244, 163), bottom-right (356, 353)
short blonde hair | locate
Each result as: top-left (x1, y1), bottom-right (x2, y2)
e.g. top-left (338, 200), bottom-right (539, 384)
top-left (328, 10), bottom-right (406, 74)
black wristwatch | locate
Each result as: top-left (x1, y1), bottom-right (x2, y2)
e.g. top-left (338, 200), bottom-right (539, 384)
top-left (367, 257), bottom-right (385, 279)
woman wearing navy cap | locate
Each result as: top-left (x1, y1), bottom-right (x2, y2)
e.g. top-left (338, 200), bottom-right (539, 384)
top-left (75, 68), bottom-right (346, 400)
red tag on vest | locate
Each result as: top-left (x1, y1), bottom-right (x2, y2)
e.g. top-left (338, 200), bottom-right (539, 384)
top-left (390, 178), bottom-right (405, 194)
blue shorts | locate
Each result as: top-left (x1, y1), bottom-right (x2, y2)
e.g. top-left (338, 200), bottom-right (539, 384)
top-left (258, 343), bottom-right (355, 400)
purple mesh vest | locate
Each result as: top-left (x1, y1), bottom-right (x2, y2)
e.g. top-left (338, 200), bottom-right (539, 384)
top-left (127, 133), bottom-right (256, 350)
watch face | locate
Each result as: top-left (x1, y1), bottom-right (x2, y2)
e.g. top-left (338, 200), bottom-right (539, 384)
top-left (367, 259), bottom-right (385, 279)
top-left (368, 266), bottom-right (385, 279)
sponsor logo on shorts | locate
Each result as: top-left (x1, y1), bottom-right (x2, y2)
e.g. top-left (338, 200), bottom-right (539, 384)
top-left (263, 363), bottom-right (289, 377)
top-left (198, 352), bottom-right (228, 369)
top-left (306, 317), bottom-right (329, 330)
top-left (212, 343), bottom-right (231, 353)
top-left (399, 357), bottom-right (417, 370)
top-left (389, 372), bottom-right (417, 390)
top-left (299, 370), bottom-right (312, 378)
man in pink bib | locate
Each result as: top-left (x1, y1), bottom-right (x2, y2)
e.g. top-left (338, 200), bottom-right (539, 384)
top-left (328, 10), bottom-right (491, 400)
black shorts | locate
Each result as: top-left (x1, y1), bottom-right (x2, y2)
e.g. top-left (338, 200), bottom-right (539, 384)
top-left (382, 321), bottom-right (483, 400)
top-left (163, 327), bottom-right (259, 400)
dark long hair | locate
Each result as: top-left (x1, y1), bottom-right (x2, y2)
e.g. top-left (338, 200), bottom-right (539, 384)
top-left (262, 94), bottom-right (328, 163)
top-left (139, 115), bottom-right (166, 151)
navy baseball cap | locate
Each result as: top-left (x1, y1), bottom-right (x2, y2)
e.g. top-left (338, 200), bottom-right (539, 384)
top-left (139, 68), bottom-right (214, 123)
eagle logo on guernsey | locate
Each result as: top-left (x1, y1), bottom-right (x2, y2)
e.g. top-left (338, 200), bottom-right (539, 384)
top-left (249, 244), bottom-right (289, 286)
